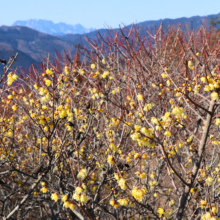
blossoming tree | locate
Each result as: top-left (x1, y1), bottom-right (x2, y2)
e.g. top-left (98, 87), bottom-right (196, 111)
top-left (1, 25), bottom-right (220, 220)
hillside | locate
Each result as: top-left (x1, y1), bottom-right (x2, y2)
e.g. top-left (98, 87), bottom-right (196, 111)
top-left (1, 12), bottom-right (220, 75)
top-left (0, 26), bottom-right (76, 75)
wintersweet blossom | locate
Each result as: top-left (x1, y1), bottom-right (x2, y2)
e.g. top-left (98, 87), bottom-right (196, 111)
top-left (118, 198), bottom-right (129, 206)
top-left (51, 193), bottom-right (59, 202)
top-left (45, 79), bottom-right (51, 87)
top-left (62, 195), bottom-right (68, 202)
top-left (91, 64), bottom-right (96, 69)
top-left (77, 168), bottom-right (87, 180)
top-left (188, 60), bottom-right (194, 69)
top-left (80, 194), bottom-right (88, 204)
top-left (144, 102), bottom-right (154, 111)
top-left (63, 200), bottom-right (70, 208)
top-left (157, 208), bottom-right (164, 216)
top-left (131, 186), bottom-right (147, 202)
top-left (64, 66), bottom-right (69, 74)
top-left (211, 91), bottom-right (219, 100)
top-left (46, 68), bottom-right (53, 75)
top-left (137, 94), bottom-right (143, 101)
top-left (107, 155), bottom-right (114, 164)
top-left (40, 187), bottom-right (48, 193)
top-left (12, 105), bottom-right (17, 111)
top-left (164, 130), bottom-right (171, 138)
top-left (118, 178), bottom-right (127, 190)
top-left (206, 176), bottom-right (213, 186)
top-left (69, 202), bottom-right (75, 210)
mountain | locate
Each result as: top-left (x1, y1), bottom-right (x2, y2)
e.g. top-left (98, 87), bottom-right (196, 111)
top-left (0, 25), bottom-right (77, 75)
top-left (1, 13), bottom-right (220, 75)
top-left (13, 19), bottom-right (95, 36)
top-left (59, 13), bottom-right (220, 43)
top-left (126, 13), bottom-right (220, 31)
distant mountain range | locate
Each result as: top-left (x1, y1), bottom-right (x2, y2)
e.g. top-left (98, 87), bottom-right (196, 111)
top-left (0, 13), bottom-right (219, 75)
top-left (13, 19), bottom-right (95, 36)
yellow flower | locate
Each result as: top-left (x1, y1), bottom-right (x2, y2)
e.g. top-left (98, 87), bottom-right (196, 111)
top-left (77, 168), bottom-right (87, 180)
top-left (80, 194), bottom-right (88, 204)
top-left (114, 173), bottom-right (120, 181)
top-left (118, 178), bottom-right (127, 190)
top-left (109, 143), bottom-right (117, 152)
top-left (79, 69), bottom-right (84, 75)
top-left (196, 52), bottom-right (200, 56)
top-left (201, 77), bottom-right (206, 83)
top-left (73, 192), bottom-right (80, 201)
top-left (139, 172), bottom-right (147, 179)
top-left (45, 79), bottom-right (51, 87)
top-left (62, 195), bottom-right (68, 202)
top-left (200, 200), bottom-right (207, 208)
top-left (63, 200), bottom-right (70, 208)
top-left (206, 176), bottom-right (213, 186)
top-left (69, 202), bottom-right (75, 210)
top-left (7, 79), bottom-right (13, 85)
top-left (51, 193), bottom-right (59, 202)
top-left (167, 80), bottom-right (171, 86)
top-left (144, 102), bottom-right (154, 111)
top-left (169, 199), bottom-right (175, 206)
top-left (211, 91), bottom-right (219, 100)
top-left (157, 208), bottom-right (164, 216)
top-left (41, 182), bottom-right (46, 187)
top-left (64, 66), bottom-right (69, 74)
top-left (12, 105), bottom-right (17, 111)
top-left (188, 60), bottom-right (194, 69)
top-left (212, 206), bottom-right (217, 214)
top-left (164, 130), bottom-right (171, 138)
top-left (130, 132), bottom-right (141, 141)
top-left (201, 212), bottom-right (212, 220)
top-left (110, 200), bottom-right (115, 206)
top-left (161, 72), bottom-right (168, 78)
top-left (137, 94), bottom-right (143, 101)
top-left (12, 74), bottom-right (18, 80)
top-left (204, 86), bottom-right (212, 93)
top-left (91, 64), bottom-right (96, 69)
top-left (75, 187), bottom-right (83, 194)
top-left (8, 95), bottom-right (13, 100)
top-left (151, 117), bottom-right (159, 125)
top-left (34, 192), bottom-right (39, 196)
top-left (59, 110), bottom-right (66, 119)
top-left (40, 187), bottom-right (48, 193)
top-left (131, 186), bottom-right (147, 201)
top-left (107, 155), bottom-right (114, 164)
top-left (118, 198), bottom-right (129, 206)
top-left (46, 68), bottom-right (53, 75)
top-left (172, 107), bottom-right (185, 118)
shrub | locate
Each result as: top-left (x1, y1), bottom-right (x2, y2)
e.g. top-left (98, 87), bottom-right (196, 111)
top-left (1, 24), bottom-right (220, 220)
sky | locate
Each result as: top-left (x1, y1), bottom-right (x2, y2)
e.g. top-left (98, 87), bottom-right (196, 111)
top-left (0, 0), bottom-right (220, 29)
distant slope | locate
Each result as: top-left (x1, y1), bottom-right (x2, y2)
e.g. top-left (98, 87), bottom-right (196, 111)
top-left (13, 19), bottom-right (95, 36)
top-left (0, 25), bottom-right (77, 75)
top-left (0, 42), bottom-right (39, 75)
top-left (60, 13), bottom-right (220, 43)
top-left (126, 13), bottom-right (220, 31)
top-left (1, 13), bottom-right (220, 75)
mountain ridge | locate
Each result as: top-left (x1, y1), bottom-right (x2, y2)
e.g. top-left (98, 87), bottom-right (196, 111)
top-left (13, 19), bottom-right (95, 36)
top-left (0, 12), bottom-right (220, 75)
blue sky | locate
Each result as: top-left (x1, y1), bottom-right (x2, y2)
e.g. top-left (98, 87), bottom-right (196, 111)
top-left (0, 0), bottom-right (220, 29)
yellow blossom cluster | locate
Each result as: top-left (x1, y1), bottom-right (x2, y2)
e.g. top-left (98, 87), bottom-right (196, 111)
top-left (131, 186), bottom-right (147, 202)
top-left (7, 72), bottom-right (18, 85)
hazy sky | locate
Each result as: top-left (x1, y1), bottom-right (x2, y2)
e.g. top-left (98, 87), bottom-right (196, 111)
top-left (0, 0), bottom-right (220, 29)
